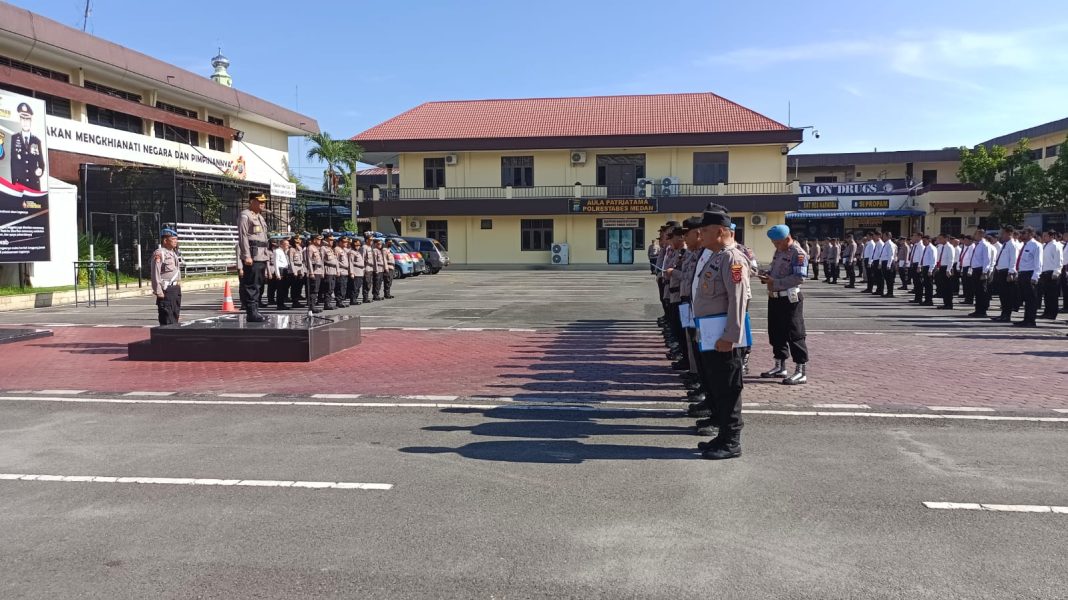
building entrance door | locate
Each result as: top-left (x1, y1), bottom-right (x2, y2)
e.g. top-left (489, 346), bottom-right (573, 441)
top-left (605, 164), bottom-right (637, 197)
top-left (606, 229), bottom-right (634, 264)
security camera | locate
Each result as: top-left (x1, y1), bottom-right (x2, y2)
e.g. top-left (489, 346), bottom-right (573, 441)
top-left (780, 145), bottom-right (789, 155)
top-left (813, 129), bottom-right (821, 139)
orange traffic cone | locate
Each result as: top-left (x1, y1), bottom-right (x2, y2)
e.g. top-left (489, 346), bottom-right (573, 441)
top-left (221, 281), bottom-right (238, 312)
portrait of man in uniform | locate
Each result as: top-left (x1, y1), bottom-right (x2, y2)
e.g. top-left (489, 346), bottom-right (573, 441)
top-left (10, 102), bottom-right (46, 192)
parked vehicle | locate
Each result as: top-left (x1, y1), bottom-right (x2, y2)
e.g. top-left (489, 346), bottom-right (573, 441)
top-left (404, 236), bottom-right (449, 274)
top-left (389, 237), bottom-right (425, 276)
top-left (382, 239), bottom-right (415, 278)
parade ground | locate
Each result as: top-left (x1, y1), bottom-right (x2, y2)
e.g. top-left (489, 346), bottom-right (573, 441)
top-left (1, 272), bottom-right (1066, 599)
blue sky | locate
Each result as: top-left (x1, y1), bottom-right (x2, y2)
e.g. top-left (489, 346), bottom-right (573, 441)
top-left (15, 0), bottom-right (1068, 187)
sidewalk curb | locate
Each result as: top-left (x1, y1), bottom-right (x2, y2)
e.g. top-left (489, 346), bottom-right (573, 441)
top-left (0, 278), bottom-right (231, 312)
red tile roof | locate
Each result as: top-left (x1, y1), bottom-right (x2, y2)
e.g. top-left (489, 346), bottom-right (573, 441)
top-left (353, 93), bottom-right (788, 142)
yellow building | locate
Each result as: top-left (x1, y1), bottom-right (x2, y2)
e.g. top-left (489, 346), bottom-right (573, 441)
top-left (791, 116), bottom-right (1068, 238)
top-left (352, 93), bottom-right (802, 265)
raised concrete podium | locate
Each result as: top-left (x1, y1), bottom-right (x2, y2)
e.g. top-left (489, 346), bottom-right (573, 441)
top-left (128, 314), bottom-right (361, 362)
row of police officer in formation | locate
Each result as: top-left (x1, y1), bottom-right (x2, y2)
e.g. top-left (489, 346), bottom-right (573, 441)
top-left (799, 225), bottom-right (1068, 329)
top-left (237, 192), bottom-right (396, 322)
top-left (650, 206), bottom-right (810, 460)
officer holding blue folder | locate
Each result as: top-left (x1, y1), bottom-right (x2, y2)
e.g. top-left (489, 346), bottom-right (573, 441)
top-left (691, 207), bottom-right (750, 460)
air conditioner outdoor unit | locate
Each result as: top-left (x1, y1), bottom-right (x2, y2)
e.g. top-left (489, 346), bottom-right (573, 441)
top-left (634, 178), bottom-right (655, 197)
top-left (551, 242), bottom-right (569, 265)
top-left (570, 151), bottom-right (587, 165)
top-left (750, 214), bottom-right (768, 226)
top-left (408, 218), bottom-right (422, 230)
top-left (660, 176), bottom-right (679, 196)
top-left (964, 216), bottom-right (978, 228)
top-left (444, 154), bottom-right (458, 165)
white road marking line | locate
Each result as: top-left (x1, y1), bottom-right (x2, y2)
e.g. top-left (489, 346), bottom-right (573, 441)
top-left (401, 395), bottom-right (459, 401)
top-left (509, 328), bottom-right (537, 332)
top-left (217, 393), bottom-right (267, 398)
top-left (0, 472), bottom-right (391, 491)
top-left (123, 391), bottom-right (177, 397)
top-left (455, 327), bottom-right (484, 331)
top-left (927, 406), bottom-right (996, 412)
top-left (92, 324), bottom-right (124, 328)
top-left (924, 501), bottom-right (1067, 514)
top-left (2, 396), bottom-right (1066, 422)
top-left (1054, 409), bottom-right (1068, 414)
top-left (33, 389), bottom-right (85, 395)
top-left (813, 403), bottom-right (871, 409)
top-left (311, 393), bottom-right (363, 399)
top-left (853, 331), bottom-right (883, 335)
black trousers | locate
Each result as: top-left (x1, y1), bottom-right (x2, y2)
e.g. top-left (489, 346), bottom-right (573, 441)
top-left (767, 296), bottom-right (808, 364)
top-left (156, 286), bottom-right (181, 325)
top-left (883, 263), bottom-right (896, 296)
top-left (811, 261), bottom-right (820, 280)
top-left (863, 261), bottom-right (874, 291)
top-left (934, 267), bottom-right (952, 307)
top-left (906, 264), bottom-right (918, 289)
top-left (668, 301), bottom-right (685, 358)
top-left (319, 274), bottom-right (336, 308)
top-left (1018, 271), bottom-right (1038, 323)
top-left (240, 261), bottom-right (266, 315)
top-left (873, 262), bottom-right (886, 295)
top-left (383, 270), bottom-right (394, 297)
top-left (373, 272), bottom-right (384, 298)
top-left (1039, 272), bottom-right (1059, 318)
top-left (346, 275), bottom-right (359, 303)
top-left (238, 270), bottom-right (250, 309)
top-left (334, 272), bottom-right (348, 305)
top-left (1061, 267), bottom-right (1068, 310)
top-left (914, 267), bottom-right (933, 304)
top-left (697, 347), bottom-right (745, 434)
top-left (307, 275), bottom-right (323, 310)
top-left (289, 273), bottom-right (305, 305)
top-left (827, 261), bottom-right (838, 283)
top-left (972, 270), bottom-right (990, 314)
top-left (274, 269), bottom-right (290, 308)
top-left (995, 270), bottom-right (1016, 318)
top-left (962, 269), bottom-right (974, 303)
top-left (845, 261), bottom-right (856, 286)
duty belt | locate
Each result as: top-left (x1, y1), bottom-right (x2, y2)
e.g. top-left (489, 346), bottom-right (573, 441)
top-left (769, 286), bottom-right (800, 298)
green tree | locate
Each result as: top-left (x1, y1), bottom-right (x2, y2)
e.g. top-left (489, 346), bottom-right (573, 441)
top-left (958, 139), bottom-right (1049, 227)
top-left (305, 132), bottom-right (363, 196)
top-left (1045, 138), bottom-right (1068, 212)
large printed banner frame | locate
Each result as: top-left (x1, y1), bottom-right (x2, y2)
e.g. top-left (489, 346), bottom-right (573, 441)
top-left (0, 92), bottom-right (50, 263)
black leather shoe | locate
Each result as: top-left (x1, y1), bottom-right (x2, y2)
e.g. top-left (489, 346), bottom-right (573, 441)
top-left (966, 312), bottom-right (987, 318)
top-left (701, 445), bottom-right (741, 460)
top-left (686, 388), bottom-right (705, 399)
top-left (688, 405), bottom-right (712, 419)
top-left (920, 302), bottom-right (934, 306)
top-left (247, 313), bottom-right (268, 323)
top-left (844, 285), bottom-right (855, 288)
top-left (670, 360), bottom-right (688, 371)
top-left (990, 316), bottom-right (1010, 322)
top-left (290, 302), bottom-right (304, 308)
top-left (935, 306), bottom-right (951, 310)
top-left (686, 392), bottom-right (706, 404)
top-left (311, 307), bottom-right (323, 314)
top-left (1013, 321), bottom-right (1037, 328)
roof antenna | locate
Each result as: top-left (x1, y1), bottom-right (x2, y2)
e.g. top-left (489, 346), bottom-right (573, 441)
top-left (81, 0), bottom-right (92, 32)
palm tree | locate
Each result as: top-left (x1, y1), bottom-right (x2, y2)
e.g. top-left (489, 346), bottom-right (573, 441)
top-left (305, 132), bottom-right (363, 195)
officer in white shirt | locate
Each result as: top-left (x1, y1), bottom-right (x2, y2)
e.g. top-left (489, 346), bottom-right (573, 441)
top-left (906, 232), bottom-right (923, 292)
top-left (957, 237), bottom-right (974, 303)
top-left (876, 231), bottom-right (895, 297)
top-left (271, 238), bottom-right (292, 310)
top-left (861, 233), bottom-right (876, 289)
top-left (967, 229), bottom-right (996, 318)
top-left (1014, 226), bottom-right (1043, 327)
top-left (933, 234), bottom-right (956, 309)
top-left (865, 232), bottom-right (883, 293)
top-left (1061, 234), bottom-right (1068, 317)
top-left (992, 226), bottom-right (1022, 323)
top-left (1039, 230), bottom-right (1063, 320)
top-left (911, 235), bottom-right (936, 306)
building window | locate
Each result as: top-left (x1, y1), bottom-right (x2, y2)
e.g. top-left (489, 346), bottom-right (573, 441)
top-left (480, 219), bottom-right (493, 230)
top-left (730, 217), bottom-right (746, 246)
top-left (595, 154), bottom-right (646, 186)
top-left (87, 105), bottom-right (143, 134)
top-left (424, 158), bottom-right (446, 189)
top-left (1046, 145), bottom-right (1060, 158)
top-left (940, 217), bottom-right (962, 237)
top-left (501, 156), bottom-right (534, 187)
top-left (922, 170), bottom-right (938, 186)
top-left (426, 220), bottom-right (448, 249)
top-left (0, 83), bottom-right (71, 119)
top-left (1027, 149), bottom-right (1043, 161)
top-left (521, 219), bottom-right (553, 251)
top-left (84, 80), bottom-right (142, 103)
top-left (155, 122), bottom-right (199, 146)
top-left (596, 218), bottom-right (645, 250)
top-left (814, 176), bottom-right (838, 183)
top-left (693, 152), bottom-right (729, 185)
top-left (0, 55), bottom-right (70, 82)
top-left (207, 116), bottom-right (226, 152)
top-left (155, 101), bottom-right (198, 119)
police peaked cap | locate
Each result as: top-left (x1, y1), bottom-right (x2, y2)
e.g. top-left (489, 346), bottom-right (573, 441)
top-left (681, 216), bottom-right (703, 233)
top-left (17, 102), bottom-right (34, 116)
top-left (699, 210), bottom-right (732, 228)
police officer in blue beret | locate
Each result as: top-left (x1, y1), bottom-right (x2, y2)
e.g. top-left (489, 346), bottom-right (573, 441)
top-left (758, 224), bottom-right (810, 385)
top-left (11, 102), bottom-right (46, 191)
top-left (151, 228), bottom-right (182, 325)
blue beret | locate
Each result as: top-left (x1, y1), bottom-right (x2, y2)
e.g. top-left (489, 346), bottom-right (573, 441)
top-left (729, 222), bottom-right (737, 231)
top-left (161, 228), bottom-right (178, 238)
top-left (767, 224), bottom-right (791, 241)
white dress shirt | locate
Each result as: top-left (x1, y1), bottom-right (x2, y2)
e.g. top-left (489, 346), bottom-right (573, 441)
top-left (1041, 241), bottom-right (1063, 274)
top-left (1063, 242), bottom-right (1068, 269)
top-left (862, 240), bottom-right (875, 260)
top-left (994, 239), bottom-right (1020, 272)
top-left (969, 240), bottom-right (995, 274)
top-left (871, 239), bottom-right (885, 262)
top-left (909, 242), bottom-right (922, 264)
top-left (1016, 238), bottom-right (1042, 279)
top-left (919, 243), bottom-right (936, 269)
top-left (958, 244), bottom-right (973, 271)
top-left (273, 247), bottom-right (290, 277)
top-left (935, 243), bottom-right (954, 269)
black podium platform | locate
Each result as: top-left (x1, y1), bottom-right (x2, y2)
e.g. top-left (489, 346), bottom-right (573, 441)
top-left (128, 314), bottom-right (361, 362)
top-left (0, 328), bottom-right (53, 345)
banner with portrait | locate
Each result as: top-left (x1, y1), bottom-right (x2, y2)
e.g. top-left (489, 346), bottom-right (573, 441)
top-left (0, 91), bottom-right (50, 262)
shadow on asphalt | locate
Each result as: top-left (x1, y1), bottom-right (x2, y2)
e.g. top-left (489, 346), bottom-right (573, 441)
top-left (28, 341), bottom-right (127, 355)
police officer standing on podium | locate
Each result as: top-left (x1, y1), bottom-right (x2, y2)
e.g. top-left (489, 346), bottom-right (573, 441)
top-left (238, 192), bottom-right (270, 322)
top-left (151, 228), bottom-right (182, 325)
top-left (759, 224), bottom-right (810, 385)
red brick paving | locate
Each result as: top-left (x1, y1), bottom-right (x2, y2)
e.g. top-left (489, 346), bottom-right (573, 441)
top-left (0, 326), bottom-right (1065, 412)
